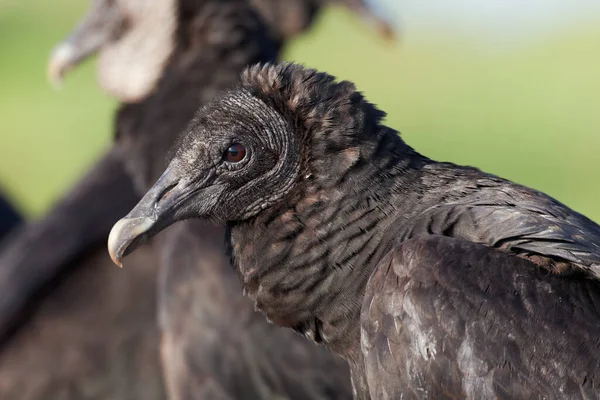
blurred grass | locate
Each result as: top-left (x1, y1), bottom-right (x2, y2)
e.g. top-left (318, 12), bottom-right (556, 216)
top-left (0, 1), bottom-right (599, 222)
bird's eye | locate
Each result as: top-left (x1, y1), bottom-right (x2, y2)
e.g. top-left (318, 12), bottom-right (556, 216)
top-left (224, 143), bottom-right (246, 163)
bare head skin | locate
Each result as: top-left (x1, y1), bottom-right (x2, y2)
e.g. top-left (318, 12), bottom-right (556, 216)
top-left (47, 0), bottom-right (177, 102)
top-left (108, 62), bottom-right (600, 290)
top-left (107, 62), bottom-right (391, 266)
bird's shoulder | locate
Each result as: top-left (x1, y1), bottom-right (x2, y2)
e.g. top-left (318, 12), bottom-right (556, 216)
top-left (361, 235), bottom-right (600, 399)
top-left (400, 164), bottom-right (600, 277)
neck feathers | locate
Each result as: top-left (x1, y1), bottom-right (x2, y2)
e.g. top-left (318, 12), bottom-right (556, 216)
top-left (227, 124), bottom-right (427, 361)
top-left (228, 63), bottom-right (431, 359)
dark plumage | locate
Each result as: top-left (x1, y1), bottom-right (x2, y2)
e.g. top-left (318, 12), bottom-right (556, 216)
top-left (110, 63), bottom-right (600, 399)
top-left (0, 150), bottom-right (162, 399)
top-left (0, 191), bottom-right (21, 241)
top-left (0, 0), bottom-right (395, 398)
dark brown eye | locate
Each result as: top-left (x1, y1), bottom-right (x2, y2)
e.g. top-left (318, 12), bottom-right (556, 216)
top-left (224, 143), bottom-right (246, 163)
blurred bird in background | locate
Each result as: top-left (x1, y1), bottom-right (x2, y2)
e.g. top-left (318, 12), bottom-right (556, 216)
top-left (0, 0), bottom-right (393, 399)
top-left (0, 192), bottom-right (21, 241)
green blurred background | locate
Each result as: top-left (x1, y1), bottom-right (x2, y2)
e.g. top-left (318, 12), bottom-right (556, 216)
top-left (0, 0), bottom-right (598, 221)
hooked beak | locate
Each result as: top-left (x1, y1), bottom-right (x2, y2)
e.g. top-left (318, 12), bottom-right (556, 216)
top-left (47, 1), bottom-right (124, 87)
top-left (108, 166), bottom-right (191, 267)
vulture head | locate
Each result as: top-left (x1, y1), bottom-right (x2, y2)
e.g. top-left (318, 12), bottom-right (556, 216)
top-left (47, 0), bottom-right (395, 102)
top-left (47, 0), bottom-right (177, 102)
top-left (108, 62), bottom-right (390, 266)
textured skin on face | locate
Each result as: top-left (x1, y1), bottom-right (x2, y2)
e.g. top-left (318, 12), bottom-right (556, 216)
top-left (173, 90), bottom-right (302, 220)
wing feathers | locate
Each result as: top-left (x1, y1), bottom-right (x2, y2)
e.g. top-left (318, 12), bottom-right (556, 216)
top-left (362, 236), bottom-right (600, 399)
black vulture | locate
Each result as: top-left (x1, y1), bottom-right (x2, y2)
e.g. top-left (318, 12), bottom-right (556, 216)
top-left (0, 191), bottom-right (21, 241)
top-left (110, 63), bottom-right (600, 400)
top-left (0, 1), bottom-right (392, 399)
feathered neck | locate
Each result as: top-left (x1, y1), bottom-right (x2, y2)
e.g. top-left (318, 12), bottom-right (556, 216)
top-left (225, 106), bottom-right (429, 364)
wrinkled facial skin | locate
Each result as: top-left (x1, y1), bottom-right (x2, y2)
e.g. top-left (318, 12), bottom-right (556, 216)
top-left (172, 90), bottom-right (301, 221)
top-left (107, 90), bottom-right (302, 265)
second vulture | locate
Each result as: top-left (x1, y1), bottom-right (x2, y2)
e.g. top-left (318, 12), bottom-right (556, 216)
top-left (110, 63), bottom-right (600, 400)
top-left (0, 0), bottom-right (393, 399)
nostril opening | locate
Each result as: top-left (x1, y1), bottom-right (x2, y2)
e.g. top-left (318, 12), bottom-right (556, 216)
top-left (156, 183), bottom-right (179, 206)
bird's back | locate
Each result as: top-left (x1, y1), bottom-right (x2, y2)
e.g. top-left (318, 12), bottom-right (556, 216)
top-left (392, 162), bottom-right (600, 275)
top-left (363, 235), bottom-right (600, 399)
top-left (360, 161), bottom-right (600, 399)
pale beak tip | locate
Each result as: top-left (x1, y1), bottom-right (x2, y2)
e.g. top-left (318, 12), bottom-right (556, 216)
top-left (47, 43), bottom-right (74, 89)
top-left (107, 217), bottom-right (156, 268)
top-left (109, 252), bottom-right (124, 268)
top-left (108, 219), bottom-right (128, 268)
top-left (48, 72), bottom-right (64, 90)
